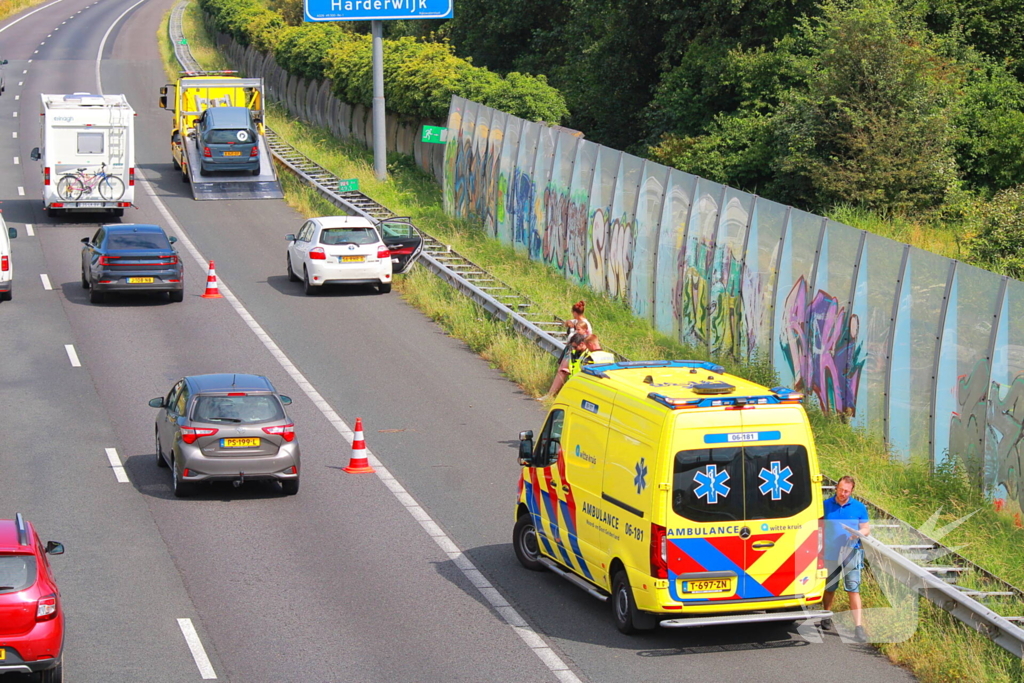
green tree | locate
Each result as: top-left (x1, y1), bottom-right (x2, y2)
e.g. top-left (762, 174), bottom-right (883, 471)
top-left (963, 185), bottom-right (1024, 277)
top-left (771, 0), bottom-right (963, 212)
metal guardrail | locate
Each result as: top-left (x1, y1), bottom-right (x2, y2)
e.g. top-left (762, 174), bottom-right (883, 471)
top-left (171, 1), bottom-right (1024, 659)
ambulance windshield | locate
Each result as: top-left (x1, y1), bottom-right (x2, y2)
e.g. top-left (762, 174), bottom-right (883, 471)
top-left (672, 445), bottom-right (812, 523)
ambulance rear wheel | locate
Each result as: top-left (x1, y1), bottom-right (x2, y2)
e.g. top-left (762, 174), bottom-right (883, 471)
top-left (613, 570), bottom-right (657, 634)
top-left (513, 514), bottom-right (545, 572)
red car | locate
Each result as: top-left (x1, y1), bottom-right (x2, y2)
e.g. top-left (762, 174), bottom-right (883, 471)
top-left (0, 514), bottom-right (64, 682)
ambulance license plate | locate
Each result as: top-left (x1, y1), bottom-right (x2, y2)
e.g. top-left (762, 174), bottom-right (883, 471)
top-left (128, 277), bottom-right (155, 284)
top-left (341, 255), bottom-right (364, 263)
top-left (223, 151), bottom-right (242, 156)
top-left (684, 579), bottom-right (732, 593)
top-left (221, 437), bottom-right (260, 448)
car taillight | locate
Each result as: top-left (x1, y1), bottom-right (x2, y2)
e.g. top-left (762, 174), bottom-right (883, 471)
top-left (377, 245), bottom-right (391, 260)
top-left (250, 146), bottom-right (259, 157)
top-left (262, 423), bottom-right (295, 442)
top-left (36, 594), bottom-right (57, 621)
top-left (309, 247), bottom-right (326, 260)
top-left (129, 167), bottom-right (135, 187)
top-left (98, 255), bottom-right (119, 265)
top-left (203, 147), bottom-right (212, 158)
top-left (44, 167), bottom-right (50, 185)
top-left (817, 517), bottom-right (825, 571)
top-left (1, 256), bottom-right (8, 272)
top-left (181, 426), bottom-right (218, 444)
top-left (650, 523), bottom-right (668, 579)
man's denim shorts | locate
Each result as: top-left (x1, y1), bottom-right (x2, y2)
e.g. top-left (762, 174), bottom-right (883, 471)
top-left (825, 548), bottom-right (863, 593)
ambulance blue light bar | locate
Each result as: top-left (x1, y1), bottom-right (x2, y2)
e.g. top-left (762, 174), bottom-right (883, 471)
top-left (581, 360), bottom-right (725, 379)
top-left (647, 387), bottom-right (804, 409)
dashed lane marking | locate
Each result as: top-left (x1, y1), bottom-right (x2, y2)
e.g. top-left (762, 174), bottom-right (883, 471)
top-left (177, 619), bottom-right (216, 679)
top-left (39, 273), bottom-right (51, 290)
top-left (104, 447), bottom-right (128, 483)
top-left (64, 344), bottom-right (81, 367)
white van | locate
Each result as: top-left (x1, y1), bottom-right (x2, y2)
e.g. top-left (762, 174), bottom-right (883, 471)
top-left (0, 213), bottom-right (17, 301)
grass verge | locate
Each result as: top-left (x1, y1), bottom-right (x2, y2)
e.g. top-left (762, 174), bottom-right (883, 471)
top-left (0, 0), bottom-right (50, 24)
top-left (173, 9), bottom-right (1024, 681)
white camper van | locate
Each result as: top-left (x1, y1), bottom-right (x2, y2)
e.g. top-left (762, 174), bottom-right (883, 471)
top-left (31, 93), bottom-right (135, 217)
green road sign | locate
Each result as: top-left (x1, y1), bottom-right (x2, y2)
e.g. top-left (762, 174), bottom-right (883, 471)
top-left (337, 178), bottom-right (359, 192)
top-left (421, 125), bottom-right (447, 144)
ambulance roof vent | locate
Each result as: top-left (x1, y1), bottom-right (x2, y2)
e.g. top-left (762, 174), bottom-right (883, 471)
top-left (691, 381), bottom-right (735, 395)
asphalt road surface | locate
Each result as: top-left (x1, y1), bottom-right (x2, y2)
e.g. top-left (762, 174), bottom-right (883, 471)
top-left (0, 0), bottom-right (919, 681)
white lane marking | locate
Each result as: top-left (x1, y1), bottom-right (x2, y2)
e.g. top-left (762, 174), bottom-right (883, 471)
top-left (39, 273), bottom-right (51, 290)
top-left (95, 0), bottom-right (148, 94)
top-left (13, 157), bottom-right (18, 164)
top-left (22, 70), bottom-right (27, 74)
top-left (138, 166), bottom-right (583, 683)
top-left (17, 187), bottom-right (24, 195)
top-left (118, 58), bottom-right (580, 683)
top-left (25, 223), bottom-right (34, 236)
top-left (0, 0), bottom-right (65, 34)
top-left (13, 95), bottom-right (18, 101)
top-left (104, 447), bottom-right (129, 483)
top-left (64, 344), bottom-right (81, 367)
top-left (177, 619), bottom-right (216, 679)
top-left (12, 111), bottom-right (17, 117)
top-left (32, 50), bottom-right (37, 54)
top-left (11, 131), bottom-right (16, 138)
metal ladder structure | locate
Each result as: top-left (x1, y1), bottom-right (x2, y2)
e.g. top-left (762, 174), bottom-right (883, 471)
top-left (172, 1), bottom-right (1024, 658)
top-left (107, 102), bottom-right (127, 169)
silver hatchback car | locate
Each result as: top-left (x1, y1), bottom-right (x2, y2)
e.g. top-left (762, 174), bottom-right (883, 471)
top-left (149, 374), bottom-right (300, 497)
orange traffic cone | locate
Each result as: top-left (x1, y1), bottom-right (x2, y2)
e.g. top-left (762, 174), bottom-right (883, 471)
top-left (344, 418), bottom-right (375, 473)
top-left (201, 260), bottom-right (223, 299)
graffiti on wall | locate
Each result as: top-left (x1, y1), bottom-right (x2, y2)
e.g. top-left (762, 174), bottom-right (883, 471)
top-left (709, 247), bottom-right (746, 359)
top-left (987, 375), bottom-right (1024, 510)
top-left (680, 240), bottom-right (714, 348)
top-left (948, 360), bottom-right (989, 487)
top-left (779, 276), bottom-right (864, 415)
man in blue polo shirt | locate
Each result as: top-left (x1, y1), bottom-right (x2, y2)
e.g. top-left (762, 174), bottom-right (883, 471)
top-left (822, 475), bottom-right (870, 642)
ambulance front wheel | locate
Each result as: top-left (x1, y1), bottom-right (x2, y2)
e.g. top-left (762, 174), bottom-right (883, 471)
top-left (612, 570), bottom-right (657, 634)
top-left (513, 514), bottom-right (545, 572)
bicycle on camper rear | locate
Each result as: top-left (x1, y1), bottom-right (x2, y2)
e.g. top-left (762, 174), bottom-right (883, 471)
top-left (56, 162), bottom-right (125, 201)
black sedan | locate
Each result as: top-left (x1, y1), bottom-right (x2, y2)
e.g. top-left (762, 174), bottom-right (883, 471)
top-left (81, 224), bottom-right (184, 303)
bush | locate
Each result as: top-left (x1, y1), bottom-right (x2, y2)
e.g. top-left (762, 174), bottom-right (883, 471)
top-left (963, 185), bottom-right (1024, 277)
top-left (198, 0), bottom-right (569, 123)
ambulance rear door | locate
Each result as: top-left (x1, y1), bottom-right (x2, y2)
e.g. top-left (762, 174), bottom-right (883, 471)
top-left (666, 408), bottom-right (819, 606)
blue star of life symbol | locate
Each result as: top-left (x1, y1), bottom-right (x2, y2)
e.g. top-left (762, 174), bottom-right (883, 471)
top-left (758, 461), bottom-right (794, 500)
top-left (634, 458), bottom-right (648, 494)
top-left (694, 465), bottom-right (730, 504)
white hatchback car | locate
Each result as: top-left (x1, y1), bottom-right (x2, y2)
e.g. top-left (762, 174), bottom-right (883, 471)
top-left (286, 216), bottom-right (393, 295)
top-left (0, 212), bottom-right (17, 302)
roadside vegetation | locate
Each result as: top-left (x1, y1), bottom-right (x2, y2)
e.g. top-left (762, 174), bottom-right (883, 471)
top-left (0, 0), bottom-right (48, 23)
top-left (169, 3), bottom-right (1024, 681)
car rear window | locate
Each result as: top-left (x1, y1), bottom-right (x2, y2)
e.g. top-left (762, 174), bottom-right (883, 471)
top-left (319, 227), bottom-right (378, 245)
top-left (107, 233), bottom-right (171, 250)
top-left (0, 555), bottom-right (37, 594)
top-left (191, 394), bottom-right (285, 425)
top-left (207, 128), bottom-right (254, 144)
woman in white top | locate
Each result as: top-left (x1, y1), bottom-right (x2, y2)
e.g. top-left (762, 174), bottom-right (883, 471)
top-left (564, 300), bottom-right (593, 340)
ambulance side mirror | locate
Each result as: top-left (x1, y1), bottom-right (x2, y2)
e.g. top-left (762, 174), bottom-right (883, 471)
top-left (518, 430), bottom-right (534, 467)
top-left (159, 95), bottom-right (167, 109)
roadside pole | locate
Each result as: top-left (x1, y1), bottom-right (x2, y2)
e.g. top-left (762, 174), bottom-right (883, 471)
top-left (371, 20), bottom-right (386, 181)
top-left (303, 0), bottom-right (454, 183)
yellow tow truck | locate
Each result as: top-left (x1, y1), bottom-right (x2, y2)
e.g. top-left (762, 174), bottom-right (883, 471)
top-left (159, 72), bottom-right (283, 200)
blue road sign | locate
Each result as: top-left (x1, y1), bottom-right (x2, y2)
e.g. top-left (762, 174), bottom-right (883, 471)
top-left (304, 0), bottom-right (452, 21)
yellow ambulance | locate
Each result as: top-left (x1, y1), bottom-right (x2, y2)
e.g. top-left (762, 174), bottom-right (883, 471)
top-left (514, 360), bottom-right (831, 633)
